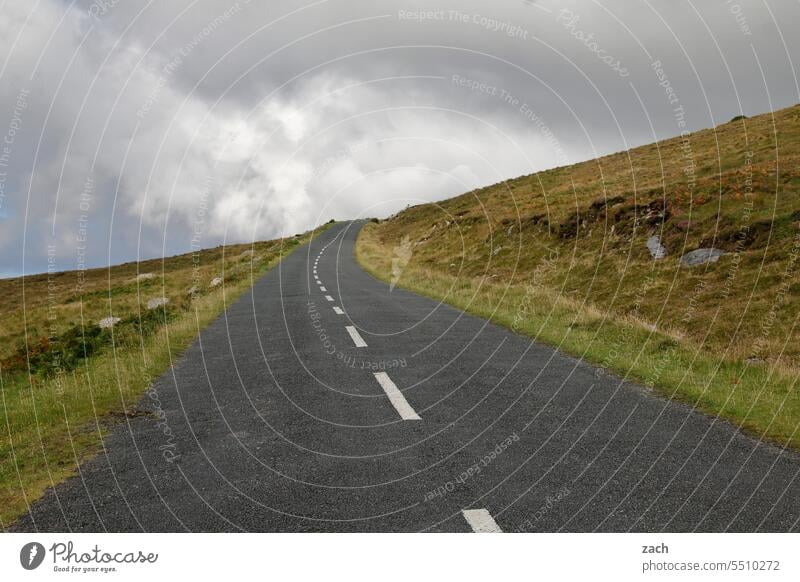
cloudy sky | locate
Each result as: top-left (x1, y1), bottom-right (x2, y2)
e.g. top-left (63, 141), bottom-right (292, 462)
top-left (1, 0), bottom-right (798, 276)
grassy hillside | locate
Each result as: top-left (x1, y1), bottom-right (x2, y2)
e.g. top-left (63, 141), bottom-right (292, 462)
top-left (357, 104), bottom-right (800, 449)
top-left (0, 224), bottom-right (331, 526)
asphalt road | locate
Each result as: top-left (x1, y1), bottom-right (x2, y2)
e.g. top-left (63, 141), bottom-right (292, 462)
top-left (12, 221), bottom-right (800, 532)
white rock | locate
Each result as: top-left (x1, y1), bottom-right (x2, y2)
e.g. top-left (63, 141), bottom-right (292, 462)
top-left (646, 235), bottom-right (667, 259)
top-left (680, 248), bottom-right (725, 267)
top-left (744, 357), bottom-right (765, 366)
top-left (146, 297), bottom-right (169, 309)
top-left (135, 273), bottom-right (155, 281)
top-left (209, 277), bottom-right (223, 288)
top-left (98, 316), bottom-right (121, 329)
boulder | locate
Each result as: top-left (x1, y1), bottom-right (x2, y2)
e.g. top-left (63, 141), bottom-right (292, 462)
top-left (98, 316), bottom-right (121, 329)
top-left (146, 297), bottom-right (169, 309)
top-left (680, 248), bottom-right (725, 266)
top-left (646, 236), bottom-right (667, 259)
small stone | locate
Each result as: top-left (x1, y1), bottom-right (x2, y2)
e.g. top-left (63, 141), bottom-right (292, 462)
top-left (744, 357), bottom-right (766, 366)
top-left (146, 297), bottom-right (169, 309)
top-left (680, 248), bottom-right (725, 266)
top-left (135, 273), bottom-right (155, 281)
top-left (209, 277), bottom-right (223, 287)
top-left (492, 246), bottom-right (503, 255)
top-left (186, 286), bottom-right (199, 297)
top-left (98, 316), bottom-right (121, 329)
top-left (646, 235), bottom-right (667, 259)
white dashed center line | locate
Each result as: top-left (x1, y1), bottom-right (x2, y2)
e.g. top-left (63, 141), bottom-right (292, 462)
top-left (319, 286), bottom-right (327, 292)
top-left (325, 295), bottom-right (334, 302)
top-left (345, 325), bottom-right (368, 347)
top-left (373, 372), bottom-right (420, 420)
top-left (462, 509), bottom-right (502, 533)
top-left (332, 306), bottom-right (344, 315)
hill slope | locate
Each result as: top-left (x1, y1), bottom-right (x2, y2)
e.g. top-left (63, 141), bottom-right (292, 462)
top-left (357, 104), bottom-right (800, 448)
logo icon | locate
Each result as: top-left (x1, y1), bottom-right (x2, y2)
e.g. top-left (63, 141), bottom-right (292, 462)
top-left (390, 235), bottom-right (413, 292)
top-left (20, 542), bottom-right (46, 570)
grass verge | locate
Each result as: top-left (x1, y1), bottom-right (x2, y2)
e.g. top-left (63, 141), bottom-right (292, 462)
top-left (0, 224), bottom-right (330, 526)
top-left (357, 218), bottom-right (800, 450)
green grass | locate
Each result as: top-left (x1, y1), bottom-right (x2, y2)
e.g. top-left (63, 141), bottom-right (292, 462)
top-left (0, 224), bottom-right (331, 526)
top-left (356, 103), bottom-right (800, 450)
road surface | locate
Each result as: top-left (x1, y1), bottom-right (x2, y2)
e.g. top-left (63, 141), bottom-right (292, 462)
top-left (12, 221), bottom-right (800, 532)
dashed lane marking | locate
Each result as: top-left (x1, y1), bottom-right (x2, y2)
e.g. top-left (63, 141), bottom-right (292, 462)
top-left (332, 306), bottom-right (344, 315)
top-left (345, 325), bottom-right (368, 347)
top-left (462, 509), bottom-right (502, 533)
top-left (373, 372), bottom-right (420, 420)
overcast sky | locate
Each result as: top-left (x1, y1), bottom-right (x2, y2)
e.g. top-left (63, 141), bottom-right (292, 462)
top-left (1, 0), bottom-right (798, 276)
